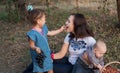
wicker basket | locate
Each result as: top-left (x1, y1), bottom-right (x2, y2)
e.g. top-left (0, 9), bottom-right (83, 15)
top-left (100, 61), bottom-right (120, 73)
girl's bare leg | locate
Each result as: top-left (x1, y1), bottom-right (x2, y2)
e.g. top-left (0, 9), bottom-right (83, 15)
top-left (48, 70), bottom-right (53, 73)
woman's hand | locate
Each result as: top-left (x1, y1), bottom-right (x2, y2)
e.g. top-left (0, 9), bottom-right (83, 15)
top-left (51, 52), bottom-right (54, 60)
top-left (54, 43), bottom-right (69, 59)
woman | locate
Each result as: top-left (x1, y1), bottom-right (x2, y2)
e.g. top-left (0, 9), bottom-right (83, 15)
top-left (53, 13), bottom-right (96, 73)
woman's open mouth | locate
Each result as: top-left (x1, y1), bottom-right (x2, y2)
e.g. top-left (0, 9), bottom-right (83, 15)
top-left (65, 25), bottom-right (69, 29)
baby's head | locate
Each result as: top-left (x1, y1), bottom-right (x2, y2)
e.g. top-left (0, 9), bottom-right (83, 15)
top-left (93, 40), bottom-right (107, 58)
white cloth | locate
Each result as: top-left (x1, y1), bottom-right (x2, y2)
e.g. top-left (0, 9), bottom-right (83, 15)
top-left (64, 33), bottom-right (96, 65)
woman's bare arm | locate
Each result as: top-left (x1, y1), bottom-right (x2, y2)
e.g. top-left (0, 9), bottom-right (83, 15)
top-left (54, 43), bottom-right (69, 59)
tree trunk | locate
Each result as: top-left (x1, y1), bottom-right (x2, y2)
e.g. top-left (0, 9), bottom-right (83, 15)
top-left (75, 0), bottom-right (79, 13)
top-left (117, 0), bottom-right (120, 22)
top-left (116, 0), bottom-right (120, 28)
top-left (14, 0), bottom-right (28, 20)
top-left (76, 0), bottom-right (79, 8)
top-left (46, 0), bottom-right (50, 8)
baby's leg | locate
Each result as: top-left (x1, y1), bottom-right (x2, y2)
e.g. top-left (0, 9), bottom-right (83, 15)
top-left (48, 70), bottom-right (53, 73)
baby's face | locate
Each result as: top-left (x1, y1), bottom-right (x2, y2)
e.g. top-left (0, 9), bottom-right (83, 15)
top-left (94, 48), bottom-right (106, 58)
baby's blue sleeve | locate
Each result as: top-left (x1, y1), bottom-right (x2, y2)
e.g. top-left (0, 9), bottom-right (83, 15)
top-left (26, 31), bottom-right (36, 42)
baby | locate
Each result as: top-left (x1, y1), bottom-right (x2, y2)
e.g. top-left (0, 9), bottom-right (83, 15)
top-left (72, 40), bottom-right (107, 73)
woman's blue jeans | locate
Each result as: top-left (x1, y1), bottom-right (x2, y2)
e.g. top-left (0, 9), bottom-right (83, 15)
top-left (23, 57), bottom-right (73, 73)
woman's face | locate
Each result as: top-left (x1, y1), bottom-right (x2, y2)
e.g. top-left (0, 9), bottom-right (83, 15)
top-left (65, 15), bottom-right (74, 33)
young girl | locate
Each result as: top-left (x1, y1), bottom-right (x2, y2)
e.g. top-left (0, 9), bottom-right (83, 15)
top-left (26, 9), bottom-right (64, 73)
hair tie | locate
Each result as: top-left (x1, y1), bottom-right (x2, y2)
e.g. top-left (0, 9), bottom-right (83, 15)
top-left (27, 4), bottom-right (33, 11)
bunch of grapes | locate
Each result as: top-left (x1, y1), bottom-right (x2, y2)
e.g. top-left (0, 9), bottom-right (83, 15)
top-left (36, 51), bottom-right (46, 68)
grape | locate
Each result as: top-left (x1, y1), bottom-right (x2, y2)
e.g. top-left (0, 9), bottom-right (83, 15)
top-left (36, 51), bottom-right (46, 68)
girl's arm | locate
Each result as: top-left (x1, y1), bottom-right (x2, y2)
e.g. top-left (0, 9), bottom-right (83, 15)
top-left (47, 26), bottom-right (65, 36)
top-left (29, 39), bottom-right (41, 54)
top-left (54, 43), bottom-right (69, 59)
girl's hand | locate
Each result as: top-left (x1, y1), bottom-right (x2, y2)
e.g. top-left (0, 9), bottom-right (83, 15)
top-left (60, 25), bottom-right (66, 32)
top-left (35, 47), bottom-right (41, 54)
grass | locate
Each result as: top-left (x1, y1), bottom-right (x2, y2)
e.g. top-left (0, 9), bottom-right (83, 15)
top-left (0, 1), bottom-right (120, 73)
top-left (0, 11), bottom-right (9, 22)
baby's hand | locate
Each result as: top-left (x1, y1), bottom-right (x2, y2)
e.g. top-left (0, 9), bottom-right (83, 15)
top-left (35, 47), bottom-right (41, 54)
top-left (101, 68), bottom-right (106, 73)
top-left (97, 64), bottom-right (104, 71)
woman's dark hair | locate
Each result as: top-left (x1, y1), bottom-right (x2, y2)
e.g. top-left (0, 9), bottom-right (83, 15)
top-left (28, 9), bottom-right (45, 24)
top-left (69, 14), bottom-right (94, 40)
